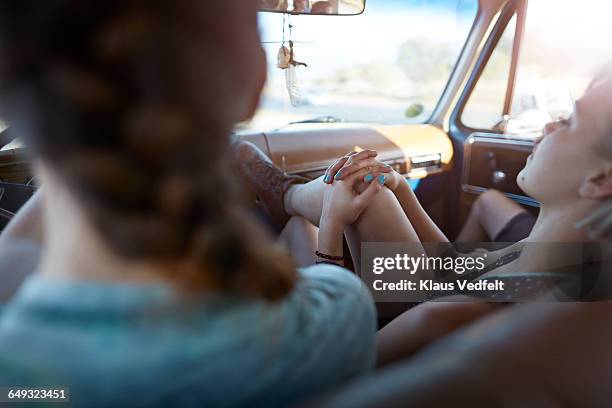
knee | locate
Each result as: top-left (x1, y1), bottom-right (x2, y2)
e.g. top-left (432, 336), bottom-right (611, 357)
top-left (473, 189), bottom-right (505, 216)
top-left (358, 187), bottom-right (401, 224)
top-left (285, 215), bottom-right (305, 231)
top-left (369, 186), bottom-right (399, 210)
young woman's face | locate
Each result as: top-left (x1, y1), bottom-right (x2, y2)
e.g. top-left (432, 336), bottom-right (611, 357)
top-left (517, 78), bottom-right (612, 205)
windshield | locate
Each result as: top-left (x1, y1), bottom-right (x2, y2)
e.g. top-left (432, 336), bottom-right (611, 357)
top-left (244, 0), bottom-right (478, 131)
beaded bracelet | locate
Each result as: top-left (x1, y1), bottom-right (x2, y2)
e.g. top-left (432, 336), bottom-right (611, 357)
top-left (315, 250), bottom-right (344, 261)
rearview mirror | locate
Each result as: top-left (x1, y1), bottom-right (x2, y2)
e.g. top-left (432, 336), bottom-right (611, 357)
top-left (258, 0), bottom-right (366, 16)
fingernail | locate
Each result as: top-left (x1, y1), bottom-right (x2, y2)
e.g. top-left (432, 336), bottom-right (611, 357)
top-left (324, 175), bottom-right (331, 183)
top-left (334, 171), bottom-right (342, 180)
top-left (378, 175), bottom-right (386, 185)
top-left (364, 174), bottom-right (374, 183)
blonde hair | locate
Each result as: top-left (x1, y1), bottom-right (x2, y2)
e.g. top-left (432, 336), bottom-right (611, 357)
top-left (577, 200), bottom-right (612, 240)
top-left (576, 64), bottom-right (612, 240)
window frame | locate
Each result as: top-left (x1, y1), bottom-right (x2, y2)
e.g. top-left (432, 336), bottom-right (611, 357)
top-left (451, 0), bottom-right (527, 134)
top-left (424, 0), bottom-right (482, 125)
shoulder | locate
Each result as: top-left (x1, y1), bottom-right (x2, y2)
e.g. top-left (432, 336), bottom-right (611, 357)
top-left (287, 264), bottom-right (376, 335)
top-left (0, 238), bottom-right (42, 302)
top-left (298, 263), bottom-right (365, 287)
top-left (277, 266), bottom-right (377, 386)
top-left (295, 264), bottom-right (374, 306)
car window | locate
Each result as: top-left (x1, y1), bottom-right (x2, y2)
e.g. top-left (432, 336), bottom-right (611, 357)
top-left (508, 0), bottom-right (612, 136)
top-left (464, 0), bottom-right (612, 136)
top-left (244, 0), bottom-right (478, 131)
top-left (461, 14), bottom-right (517, 130)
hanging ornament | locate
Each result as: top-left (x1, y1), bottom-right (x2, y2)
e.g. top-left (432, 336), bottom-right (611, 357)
top-left (277, 40), bottom-right (308, 106)
top-left (277, 16), bottom-right (308, 107)
top-left (277, 45), bottom-right (291, 69)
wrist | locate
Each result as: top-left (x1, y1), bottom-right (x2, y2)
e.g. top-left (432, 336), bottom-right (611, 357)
top-left (319, 211), bottom-right (346, 232)
top-left (317, 216), bottom-right (345, 258)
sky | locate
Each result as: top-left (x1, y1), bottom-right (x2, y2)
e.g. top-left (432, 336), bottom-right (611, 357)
top-left (250, 0), bottom-right (612, 129)
top-left (258, 0), bottom-right (478, 76)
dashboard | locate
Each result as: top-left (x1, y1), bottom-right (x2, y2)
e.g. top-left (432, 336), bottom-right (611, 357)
top-left (236, 123), bottom-right (454, 181)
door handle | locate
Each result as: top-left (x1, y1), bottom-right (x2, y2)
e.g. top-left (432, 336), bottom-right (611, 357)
top-left (492, 170), bottom-right (507, 185)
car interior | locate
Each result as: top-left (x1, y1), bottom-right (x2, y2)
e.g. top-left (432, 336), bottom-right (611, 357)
top-left (3, 0), bottom-right (601, 256)
top-left (1, 0), bottom-right (611, 405)
top-left (241, 0), bottom-right (539, 246)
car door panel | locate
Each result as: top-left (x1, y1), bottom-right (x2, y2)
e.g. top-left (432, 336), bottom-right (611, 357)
top-left (462, 134), bottom-right (536, 202)
top-left (459, 132), bottom-right (538, 227)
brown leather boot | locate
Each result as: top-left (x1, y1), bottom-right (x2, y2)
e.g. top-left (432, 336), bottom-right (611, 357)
top-left (232, 141), bottom-right (309, 228)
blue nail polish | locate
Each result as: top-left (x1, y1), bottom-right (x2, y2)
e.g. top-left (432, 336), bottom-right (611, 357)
top-left (378, 175), bottom-right (386, 185)
top-left (334, 171), bottom-right (342, 180)
top-left (324, 175), bottom-right (331, 183)
top-left (364, 174), bottom-right (374, 183)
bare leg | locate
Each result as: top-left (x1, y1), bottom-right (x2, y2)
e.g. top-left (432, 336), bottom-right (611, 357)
top-left (456, 190), bottom-right (526, 242)
top-left (285, 176), bottom-right (422, 272)
top-left (285, 176), bottom-right (493, 366)
top-left (284, 176), bottom-right (326, 227)
top-left (455, 204), bottom-right (488, 242)
top-left (278, 216), bottom-right (318, 267)
top-left (344, 187), bottom-right (421, 272)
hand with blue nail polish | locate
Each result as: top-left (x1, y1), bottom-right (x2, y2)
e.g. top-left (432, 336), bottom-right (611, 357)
top-left (323, 149), bottom-right (403, 191)
top-left (321, 168), bottom-right (385, 227)
top-left (362, 169), bottom-right (401, 191)
top-left (322, 149), bottom-right (380, 185)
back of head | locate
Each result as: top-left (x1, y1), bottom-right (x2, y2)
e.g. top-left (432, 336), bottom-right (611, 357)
top-left (0, 0), bottom-right (297, 300)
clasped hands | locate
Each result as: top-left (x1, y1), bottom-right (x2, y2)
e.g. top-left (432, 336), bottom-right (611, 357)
top-left (320, 150), bottom-right (404, 228)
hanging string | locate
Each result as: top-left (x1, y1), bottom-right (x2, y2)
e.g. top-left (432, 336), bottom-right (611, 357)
top-left (282, 13), bottom-right (286, 46)
top-left (277, 12), bottom-right (307, 107)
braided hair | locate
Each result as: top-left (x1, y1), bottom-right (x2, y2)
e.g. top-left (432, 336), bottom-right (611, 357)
top-left (0, 0), bottom-right (298, 300)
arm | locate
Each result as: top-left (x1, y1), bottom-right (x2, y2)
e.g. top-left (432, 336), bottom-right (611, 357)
top-left (317, 303), bottom-right (610, 407)
top-left (0, 190), bottom-right (44, 302)
top-left (317, 217), bottom-right (344, 262)
top-left (317, 168), bottom-right (385, 265)
top-left (0, 189), bottom-right (44, 246)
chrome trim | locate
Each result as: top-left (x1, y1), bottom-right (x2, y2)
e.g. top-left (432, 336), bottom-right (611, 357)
top-left (462, 185), bottom-right (539, 207)
top-left (410, 153), bottom-right (442, 165)
top-left (286, 156), bottom-right (405, 175)
top-left (290, 158), bottom-right (444, 180)
top-left (465, 134), bottom-right (535, 147)
top-left (0, 207), bottom-right (14, 221)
